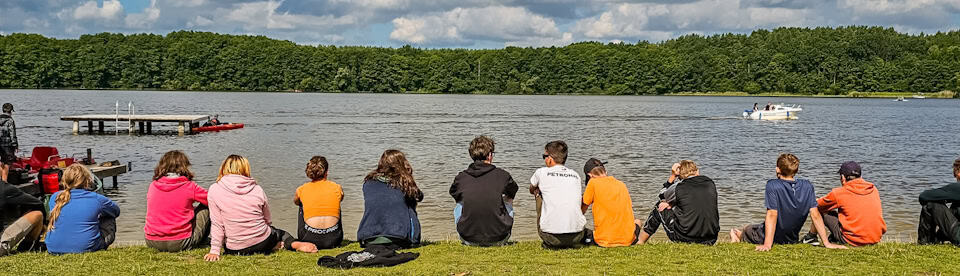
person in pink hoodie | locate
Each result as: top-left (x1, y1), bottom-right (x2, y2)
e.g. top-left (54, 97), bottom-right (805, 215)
top-left (204, 155), bottom-right (316, 262)
top-left (144, 151), bottom-right (210, 252)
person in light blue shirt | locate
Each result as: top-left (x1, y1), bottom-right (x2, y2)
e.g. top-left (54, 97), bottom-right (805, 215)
top-left (45, 164), bottom-right (120, 254)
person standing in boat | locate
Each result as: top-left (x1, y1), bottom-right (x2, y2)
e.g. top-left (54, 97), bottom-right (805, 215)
top-left (753, 103), bottom-right (759, 112)
top-left (0, 103), bottom-right (18, 183)
top-left (764, 102), bottom-right (773, 111)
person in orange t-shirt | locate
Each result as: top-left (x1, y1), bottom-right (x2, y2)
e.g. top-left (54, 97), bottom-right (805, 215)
top-left (294, 156), bottom-right (344, 249)
top-left (801, 161), bottom-right (886, 246)
top-left (580, 158), bottom-right (642, 247)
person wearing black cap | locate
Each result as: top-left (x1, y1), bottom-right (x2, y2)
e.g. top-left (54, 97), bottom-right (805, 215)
top-left (0, 103), bottom-right (17, 183)
top-left (450, 135), bottom-right (518, 246)
top-left (637, 160), bottom-right (719, 245)
top-left (801, 161), bottom-right (886, 247)
top-left (916, 158), bottom-right (960, 246)
top-left (580, 158), bottom-right (642, 247)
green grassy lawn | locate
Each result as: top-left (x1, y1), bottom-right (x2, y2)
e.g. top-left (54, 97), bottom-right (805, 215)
top-left (2, 241), bottom-right (958, 275)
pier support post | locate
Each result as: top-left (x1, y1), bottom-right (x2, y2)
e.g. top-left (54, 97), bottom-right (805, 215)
top-left (87, 121), bottom-right (94, 135)
top-left (98, 121), bottom-right (104, 134)
top-left (72, 121), bottom-right (79, 135)
top-left (147, 122), bottom-right (152, 134)
top-left (178, 122), bottom-right (185, 136)
top-left (128, 121), bottom-right (135, 136)
top-left (138, 122), bottom-right (145, 135)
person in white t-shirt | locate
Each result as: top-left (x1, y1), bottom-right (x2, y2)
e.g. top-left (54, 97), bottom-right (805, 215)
top-left (529, 140), bottom-right (592, 249)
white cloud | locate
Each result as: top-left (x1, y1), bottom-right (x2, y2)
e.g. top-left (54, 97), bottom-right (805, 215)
top-left (125, 0), bottom-right (161, 28)
top-left (390, 6), bottom-right (567, 46)
top-left (72, 0), bottom-right (124, 21)
top-left (219, 1), bottom-right (357, 31)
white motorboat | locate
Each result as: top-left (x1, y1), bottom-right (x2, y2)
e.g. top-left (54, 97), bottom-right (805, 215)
top-left (742, 104), bottom-right (802, 120)
top-left (912, 94), bottom-right (925, 99)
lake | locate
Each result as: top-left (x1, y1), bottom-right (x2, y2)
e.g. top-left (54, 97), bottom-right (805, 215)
top-left (4, 89), bottom-right (959, 243)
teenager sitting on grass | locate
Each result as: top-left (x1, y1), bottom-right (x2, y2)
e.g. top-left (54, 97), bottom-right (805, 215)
top-left (580, 158), bottom-right (642, 247)
top-left (293, 156), bottom-right (344, 249)
top-left (729, 153), bottom-right (846, 251)
top-left (916, 158), bottom-right (960, 246)
top-left (801, 161), bottom-right (886, 247)
top-left (204, 155), bottom-right (316, 262)
top-left (45, 164), bottom-right (120, 254)
top-left (0, 178), bottom-right (44, 256)
top-left (357, 150), bottom-right (423, 248)
top-left (637, 160), bottom-right (719, 245)
top-left (144, 151), bottom-right (211, 252)
top-left (530, 141), bottom-right (591, 249)
top-left (450, 136), bottom-right (518, 246)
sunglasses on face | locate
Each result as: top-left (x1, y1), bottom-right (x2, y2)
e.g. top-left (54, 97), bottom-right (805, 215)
top-left (542, 154), bottom-right (550, 159)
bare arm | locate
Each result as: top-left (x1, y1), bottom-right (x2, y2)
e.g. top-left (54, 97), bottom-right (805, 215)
top-left (581, 203), bottom-right (589, 214)
top-left (809, 207), bottom-right (847, 249)
top-left (756, 209), bottom-right (777, 251)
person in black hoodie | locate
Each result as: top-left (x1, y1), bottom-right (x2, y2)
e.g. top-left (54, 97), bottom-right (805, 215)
top-left (917, 158), bottom-right (960, 245)
top-left (637, 160), bottom-right (719, 245)
top-left (0, 179), bottom-right (44, 256)
top-left (450, 136), bottom-right (519, 246)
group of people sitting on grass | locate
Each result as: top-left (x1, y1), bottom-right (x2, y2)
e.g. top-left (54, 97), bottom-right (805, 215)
top-left (3, 135), bottom-right (960, 259)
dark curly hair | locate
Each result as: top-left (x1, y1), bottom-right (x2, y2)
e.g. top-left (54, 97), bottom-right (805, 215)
top-left (306, 156), bottom-right (329, 181)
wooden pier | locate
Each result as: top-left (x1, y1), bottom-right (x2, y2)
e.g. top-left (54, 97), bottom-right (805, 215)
top-left (61, 114), bottom-right (210, 136)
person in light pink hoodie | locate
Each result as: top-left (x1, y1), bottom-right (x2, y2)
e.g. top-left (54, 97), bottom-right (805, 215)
top-left (204, 155), bottom-right (317, 262)
top-left (144, 150), bottom-right (210, 252)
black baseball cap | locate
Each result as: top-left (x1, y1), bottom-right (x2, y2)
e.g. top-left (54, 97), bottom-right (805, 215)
top-left (583, 158), bottom-right (607, 185)
top-left (838, 161), bottom-right (861, 176)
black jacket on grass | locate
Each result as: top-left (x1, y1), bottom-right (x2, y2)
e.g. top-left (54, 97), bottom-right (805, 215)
top-left (0, 180), bottom-right (43, 229)
top-left (450, 161), bottom-right (518, 244)
top-left (663, 175), bottom-right (720, 242)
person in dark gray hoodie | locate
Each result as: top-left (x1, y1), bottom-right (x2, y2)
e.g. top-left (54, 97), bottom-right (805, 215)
top-left (917, 158), bottom-right (960, 246)
top-left (450, 136), bottom-right (518, 246)
top-left (0, 103), bottom-right (17, 183)
top-left (0, 179), bottom-right (44, 256)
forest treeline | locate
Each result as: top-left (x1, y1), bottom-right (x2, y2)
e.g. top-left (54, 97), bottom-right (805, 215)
top-left (1, 26), bottom-right (960, 94)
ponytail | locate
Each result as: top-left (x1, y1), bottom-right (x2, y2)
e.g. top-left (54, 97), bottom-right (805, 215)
top-left (45, 189), bottom-right (72, 233)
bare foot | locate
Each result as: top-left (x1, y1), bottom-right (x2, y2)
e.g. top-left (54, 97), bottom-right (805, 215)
top-left (291, 241), bottom-right (318, 253)
top-left (729, 229), bottom-right (742, 243)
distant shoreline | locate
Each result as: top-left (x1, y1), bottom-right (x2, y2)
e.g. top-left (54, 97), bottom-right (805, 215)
top-left (3, 88), bottom-right (955, 98)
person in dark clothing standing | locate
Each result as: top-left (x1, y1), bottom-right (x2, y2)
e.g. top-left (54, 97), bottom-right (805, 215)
top-left (637, 160), bottom-right (719, 245)
top-left (0, 103), bottom-right (18, 183)
top-left (0, 179), bottom-right (44, 256)
top-left (917, 158), bottom-right (960, 246)
top-left (450, 136), bottom-right (518, 246)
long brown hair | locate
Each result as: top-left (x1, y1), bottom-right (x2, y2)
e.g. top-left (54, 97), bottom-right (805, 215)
top-left (218, 155), bottom-right (251, 182)
top-left (154, 150), bottom-right (194, 180)
top-left (46, 164), bottom-right (93, 233)
top-left (365, 150), bottom-right (420, 199)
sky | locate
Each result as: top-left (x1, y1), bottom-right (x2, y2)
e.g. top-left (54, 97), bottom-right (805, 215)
top-left (1, 0), bottom-right (959, 48)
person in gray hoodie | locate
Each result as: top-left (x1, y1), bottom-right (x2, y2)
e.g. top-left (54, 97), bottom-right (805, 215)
top-left (0, 103), bottom-right (18, 183)
top-left (450, 136), bottom-right (518, 246)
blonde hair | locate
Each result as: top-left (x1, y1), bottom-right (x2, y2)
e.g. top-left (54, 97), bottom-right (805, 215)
top-left (46, 164), bottom-right (93, 233)
top-left (217, 155), bottom-right (251, 181)
top-left (677, 160), bottom-right (699, 179)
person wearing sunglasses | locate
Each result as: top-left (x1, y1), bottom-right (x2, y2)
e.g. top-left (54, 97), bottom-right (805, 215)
top-left (529, 141), bottom-right (592, 249)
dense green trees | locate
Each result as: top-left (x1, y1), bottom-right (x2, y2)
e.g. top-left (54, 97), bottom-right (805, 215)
top-left (1, 26), bottom-right (959, 94)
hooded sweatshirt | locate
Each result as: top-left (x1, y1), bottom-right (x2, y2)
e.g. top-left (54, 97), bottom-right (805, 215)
top-left (817, 178), bottom-right (887, 246)
top-left (666, 175), bottom-right (720, 242)
top-left (0, 180), bottom-right (43, 230)
top-left (0, 113), bottom-right (17, 148)
top-left (207, 174), bottom-right (272, 255)
top-left (144, 176), bottom-right (209, 241)
top-left (450, 161), bottom-right (519, 244)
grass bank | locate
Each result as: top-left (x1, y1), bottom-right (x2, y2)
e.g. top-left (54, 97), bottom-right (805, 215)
top-left (2, 241), bottom-right (957, 275)
top-left (667, 91), bottom-right (957, 98)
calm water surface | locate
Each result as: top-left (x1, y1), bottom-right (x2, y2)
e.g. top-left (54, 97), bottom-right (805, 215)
top-left (5, 90), bottom-right (959, 243)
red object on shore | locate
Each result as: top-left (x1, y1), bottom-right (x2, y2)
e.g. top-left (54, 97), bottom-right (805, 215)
top-left (14, 147), bottom-right (75, 173)
top-left (192, 123), bottom-right (245, 133)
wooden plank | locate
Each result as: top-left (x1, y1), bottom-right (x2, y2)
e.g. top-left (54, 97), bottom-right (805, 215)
top-left (89, 164), bottom-right (128, 179)
top-left (61, 114), bottom-right (210, 124)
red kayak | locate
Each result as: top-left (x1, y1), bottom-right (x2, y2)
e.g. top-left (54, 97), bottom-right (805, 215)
top-left (193, 123), bottom-right (244, 133)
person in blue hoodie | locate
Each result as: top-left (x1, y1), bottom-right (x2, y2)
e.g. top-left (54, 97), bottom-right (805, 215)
top-left (45, 164), bottom-right (120, 254)
top-left (357, 150), bottom-right (422, 248)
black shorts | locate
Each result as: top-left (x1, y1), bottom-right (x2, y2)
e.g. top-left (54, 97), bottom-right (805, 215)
top-left (0, 146), bottom-right (15, 165)
top-left (299, 222), bottom-right (344, 249)
top-left (742, 223), bottom-right (766, 245)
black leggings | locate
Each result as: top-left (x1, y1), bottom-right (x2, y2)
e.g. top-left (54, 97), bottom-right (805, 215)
top-left (224, 226), bottom-right (295, 255)
top-left (298, 207), bottom-right (344, 249)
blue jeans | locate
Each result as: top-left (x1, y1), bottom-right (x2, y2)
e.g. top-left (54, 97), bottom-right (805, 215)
top-left (454, 202), bottom-right (513, 246)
